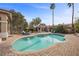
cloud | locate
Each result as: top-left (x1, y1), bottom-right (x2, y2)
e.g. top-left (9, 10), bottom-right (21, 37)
top-left (25, 4), bottom-right (79, 25)
top-left (29, 4), bottom-right (50, 10)
top-left (25, 7), bottom-right (73, 25)
top-left (36, 6), bottom-right (49, 9)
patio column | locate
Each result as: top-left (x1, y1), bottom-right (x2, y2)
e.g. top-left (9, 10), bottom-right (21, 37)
top-left (0, 21), bottom-right (8, 41)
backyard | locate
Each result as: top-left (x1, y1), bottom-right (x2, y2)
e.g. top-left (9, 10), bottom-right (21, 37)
top-left (0, 3), bottom-right (79, 56)
top-left (0, 33), bottom-right (79, 56)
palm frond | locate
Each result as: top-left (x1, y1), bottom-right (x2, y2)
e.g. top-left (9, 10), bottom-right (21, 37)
top-left (67, 3), bottom-right (72, 7)
top-left (50, 3), bottom-right (55, 9)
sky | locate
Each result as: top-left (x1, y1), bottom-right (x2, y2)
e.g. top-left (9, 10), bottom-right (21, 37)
top-left (0, 3), bottom-right (79, 25)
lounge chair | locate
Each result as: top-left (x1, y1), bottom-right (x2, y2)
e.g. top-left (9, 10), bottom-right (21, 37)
top-left (21, 31), bottom-right (30, 35)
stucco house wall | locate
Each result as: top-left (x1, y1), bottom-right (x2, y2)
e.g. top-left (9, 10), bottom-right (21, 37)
top-left (0, 9), bottom-right (12, 39)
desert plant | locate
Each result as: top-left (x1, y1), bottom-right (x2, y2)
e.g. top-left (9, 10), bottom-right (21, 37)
top-left (54, 24), bottom-right (68, 33)
top-left (75, 19), bottom-right (79, 32)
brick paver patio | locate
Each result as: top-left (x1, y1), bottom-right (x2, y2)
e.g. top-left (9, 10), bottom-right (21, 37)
top-left (0, 33), bottom-right (79, 56)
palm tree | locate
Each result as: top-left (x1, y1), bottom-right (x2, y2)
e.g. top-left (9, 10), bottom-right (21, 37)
top-left (67, 3), bottom-right (75, 33)
top-left (50, 3), bottom-right (55, 32)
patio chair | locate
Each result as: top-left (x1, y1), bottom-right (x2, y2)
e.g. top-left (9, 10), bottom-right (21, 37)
top-left (21, 31), bottom-right (30, 35)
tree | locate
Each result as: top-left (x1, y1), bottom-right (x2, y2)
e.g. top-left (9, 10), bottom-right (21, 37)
top-left (9, 9), bottom-right (28, 34)
top-left (67, 3), bottom-right (75, 33)
top-left (28, 22), bottom-right (35, 32)
top-left (50, 3), bottom-right (55, 32)
top-left (28, 17), bottom-right (41, 32)
top-left (39, 23), bottom-right (46, 32)
top-left (32, 17), bottom-right (41, 26)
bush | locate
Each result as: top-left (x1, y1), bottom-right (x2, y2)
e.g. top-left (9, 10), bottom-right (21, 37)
top-left (75, 24), bottom-right (79, 33)
top-left (74, 18), bottom-right (79, 33)
top-left (54, 24), bottom-right (68, 34)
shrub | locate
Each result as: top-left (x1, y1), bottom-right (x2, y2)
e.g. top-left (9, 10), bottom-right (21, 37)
top-left (75, 23), bottom-right (79, 33)
top-left (75, 19), bottom-right (79, 33)
top-left (54, 24), bottom-right (68, 34)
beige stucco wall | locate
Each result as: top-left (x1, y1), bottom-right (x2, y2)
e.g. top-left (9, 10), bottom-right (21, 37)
top-left (0, 13), bottom-right (10, 38)
top-left (0, 14), bottom-right (7, 32)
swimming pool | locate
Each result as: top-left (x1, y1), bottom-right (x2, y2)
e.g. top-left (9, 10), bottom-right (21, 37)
top-left (12, 33), bottom-right (65, 52)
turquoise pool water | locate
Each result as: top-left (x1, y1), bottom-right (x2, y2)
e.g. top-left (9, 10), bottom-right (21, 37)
top-left (12, 33), bottom-right (65, 52)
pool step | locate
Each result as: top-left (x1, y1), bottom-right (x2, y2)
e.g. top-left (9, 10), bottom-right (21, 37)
top-left (19, 40), bottom-right (41, 51)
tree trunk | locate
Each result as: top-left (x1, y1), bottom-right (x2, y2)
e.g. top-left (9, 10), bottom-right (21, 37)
top-left (52, 9), bottom-right (54, 32)
top-left (72, 3), bottom-right (75, 33)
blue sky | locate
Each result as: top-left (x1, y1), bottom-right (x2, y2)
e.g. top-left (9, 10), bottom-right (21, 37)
top-left (0, 3), bottom-right (79, 25)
